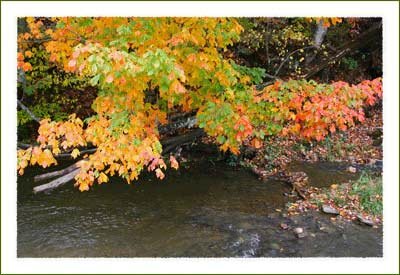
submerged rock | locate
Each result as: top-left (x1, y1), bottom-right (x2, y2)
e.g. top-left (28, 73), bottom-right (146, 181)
top-left (269, 242), bottom-right (281, 250)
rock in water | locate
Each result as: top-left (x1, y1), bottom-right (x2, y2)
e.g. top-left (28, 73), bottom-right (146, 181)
top-left (293, 227), bottom-right (303, 234)
top-left (293, 228), bottom-right (306, 238)
top-left (348, 166), bottom-right (357, 173)
top-left (322, 204), bottom-right (340, 215)
top-left (297, 232), bottom-right (307, 238)
top-left (357, 215), bottom-right (374, 226)
top-left (280, 223), bottom-right (289, 230)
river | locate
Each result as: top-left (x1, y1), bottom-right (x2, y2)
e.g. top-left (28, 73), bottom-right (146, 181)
top-left (17, 160), bottom-right (382, 257)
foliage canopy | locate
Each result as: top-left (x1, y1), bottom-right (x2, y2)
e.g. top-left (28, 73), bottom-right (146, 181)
top-left (17, 17), bottom-right (382, 191)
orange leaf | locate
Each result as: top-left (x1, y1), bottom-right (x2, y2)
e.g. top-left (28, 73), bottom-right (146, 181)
top-left (24, 51), bottom-right (33, 58)
top-left (170, 80), bottom-right (186, 94)
top-left (68, 59), bottom-right (76, 68)
top-left (79, 183), bottom-right (89, 192)
top-left (251, 138), bottom-right (263, 149)
top-left (170, 155), bottom-right (179, 170)
top-left (106, 75), bottom-right (114, 83)
top-left (22, 62), bottom-right (32, 72)
top-left (155, 168), bottom-right (165, 180)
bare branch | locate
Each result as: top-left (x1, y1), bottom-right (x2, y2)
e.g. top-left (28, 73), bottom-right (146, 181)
top-left (17, 99), bottom-right (41, 123)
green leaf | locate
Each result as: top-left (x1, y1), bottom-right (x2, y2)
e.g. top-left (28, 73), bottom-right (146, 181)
top-left (216, 135), bottom-right (226, 144)
top-left (90, 74), bottom-right (101, 86)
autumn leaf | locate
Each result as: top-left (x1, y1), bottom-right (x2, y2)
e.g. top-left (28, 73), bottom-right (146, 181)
top-left (155, 168), bottom-right (165, 180)
top-left (79, 183), bottom-right (89, 192)
top-left (106, 74), bottom-right (114, 83)
top-left (22, 62), bottom-right (32, 72)
top-left (251, 138), bottom-right (263, 149)
top-left (97, 172), bottom-right (109, 184)
top-left (71, 148), bottom-right (80, 159)
top-left (170, 155), bottom-right (179, 170)
top-left (170, 79), bottom-right (186, 94)
top-left (24, 51), bottom-right (33, 58)
top-left (17, 17), bottom-right (382, 193)
top-left (68, 59), bottom-right (76, 68)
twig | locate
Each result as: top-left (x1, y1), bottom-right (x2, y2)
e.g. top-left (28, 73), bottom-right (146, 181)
top-left (54, 148), bottom-right (97, 158)
top-left (17, 142), bottom-right (97, 158)
top-left (273, 46), bottom-right (315, 78)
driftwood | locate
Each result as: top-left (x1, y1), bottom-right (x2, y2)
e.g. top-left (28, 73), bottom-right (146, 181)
top-left (33, 169), bottom-right (80, 194)
top-left (34, 160), bottom-right (85, 182)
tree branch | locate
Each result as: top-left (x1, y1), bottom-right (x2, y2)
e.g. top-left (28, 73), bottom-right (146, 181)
top-left (34, 160), bottom-right (85, 182)
top-left (17, 99), bottom-right (41, 123)
top-left (273, 46), bottom-right (315, 78)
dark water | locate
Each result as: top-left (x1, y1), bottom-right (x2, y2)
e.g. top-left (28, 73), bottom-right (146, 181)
top-left (17, 161), bottom-right (382, 257)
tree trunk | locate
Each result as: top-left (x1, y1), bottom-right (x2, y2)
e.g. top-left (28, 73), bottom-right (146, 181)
top-left (303, 22), bottom-right (382, 79)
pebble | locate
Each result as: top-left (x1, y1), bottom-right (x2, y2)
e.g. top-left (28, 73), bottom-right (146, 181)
top-left (322, 204), bottom-right (340, 215)
top-left (280, 223), bottom-right (289, 230)
top-left (293, 227), bottom-right (303, 234)
top-left (348, 166), bottom-right (357, 173)
top-left (293, 227), bottom-right (307, 238)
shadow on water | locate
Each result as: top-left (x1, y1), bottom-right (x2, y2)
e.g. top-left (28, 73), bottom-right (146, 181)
top-left (17, 160), bottom-right (382, 257)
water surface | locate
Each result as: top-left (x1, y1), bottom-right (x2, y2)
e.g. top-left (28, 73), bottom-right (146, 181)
top-left (17, 161), bottom-right (382, 257)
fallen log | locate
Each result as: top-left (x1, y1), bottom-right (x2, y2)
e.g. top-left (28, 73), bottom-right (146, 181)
top-left (33, 169), bottom-right (80, 194)
top-left (162, 129), bottom-right (205, 154)
top-left (34, 160), bottom-right (85, 182)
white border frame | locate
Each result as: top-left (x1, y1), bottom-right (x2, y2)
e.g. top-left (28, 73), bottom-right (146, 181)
top-left (2, 1), bottom-right (399, 274)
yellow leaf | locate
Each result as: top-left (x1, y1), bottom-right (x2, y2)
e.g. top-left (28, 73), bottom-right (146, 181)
top-left (98, 172), bottom-right (109, 184)
top-left (24, 51), bottom-right (33, 58)
top-left (71, 148), bottom-right (80, 159)
top-left (79, 183), bottom-right (89, 192)
top-left (170, 79), bottom-right (186, 94)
